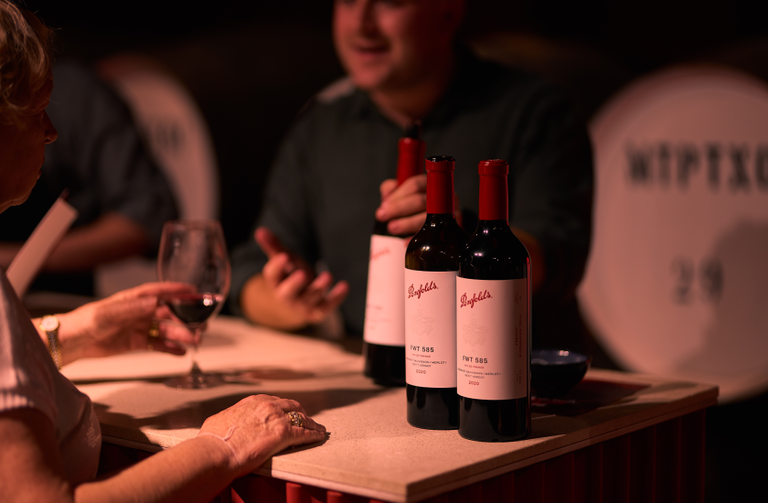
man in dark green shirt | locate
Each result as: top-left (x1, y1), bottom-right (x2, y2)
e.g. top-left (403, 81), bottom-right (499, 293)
top-left (231, 0), bottom-right (593, 351)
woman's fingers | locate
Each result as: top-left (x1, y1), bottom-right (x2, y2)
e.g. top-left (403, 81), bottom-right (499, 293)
top-left (149, 336), bottom-right (186, 355)
top-left (276, 399), bottom-right (327, 435)
top-left (289, 412), bottom-right (327, 435)
top-left (111, 281), bottom-right (195, 302)
top-left (159, 319), bottom-right (197, 345)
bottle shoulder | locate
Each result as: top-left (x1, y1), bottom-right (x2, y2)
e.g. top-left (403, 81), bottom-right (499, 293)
top-left (408, 216), bottom-right (466, 248)
top-left (405, 214), bottom-right (467, 271)
top-left (466, 222), bottom-right (529, 255)
top-left (460, 221), bottom-right (529, 280)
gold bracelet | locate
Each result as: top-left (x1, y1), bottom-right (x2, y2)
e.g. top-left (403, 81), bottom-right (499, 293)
top-left (39, 315), bottom-right (62, 370)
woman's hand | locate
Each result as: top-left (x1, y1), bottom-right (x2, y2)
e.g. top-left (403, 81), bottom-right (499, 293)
top-left (50, 282), bottom-right (199, 365)
top-left (198, 394), bottom-right (327, 477)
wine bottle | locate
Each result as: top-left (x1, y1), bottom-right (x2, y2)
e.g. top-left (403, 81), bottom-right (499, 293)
top-left (457, 159), bottom-right (531, 442)
top-left (404, 155), bottom-right (466, 429)
top-left (363, 123), bottom-right (425, 387)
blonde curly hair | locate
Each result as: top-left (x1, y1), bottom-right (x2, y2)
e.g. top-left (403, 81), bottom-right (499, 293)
top-left (0, 0), bottom-right (54, 125)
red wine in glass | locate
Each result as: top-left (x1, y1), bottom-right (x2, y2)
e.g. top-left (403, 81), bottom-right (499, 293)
top-left (166, 293), bottom-right (224, 327)
top-left (158, 220), bottom-right (230, 389)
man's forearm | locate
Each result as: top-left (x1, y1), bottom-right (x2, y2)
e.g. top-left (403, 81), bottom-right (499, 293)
top-left (44, 213), bottom-right (149, 272)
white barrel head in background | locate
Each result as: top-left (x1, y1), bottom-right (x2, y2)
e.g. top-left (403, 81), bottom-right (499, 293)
top-left (581, 65), bottom-right (768, 403)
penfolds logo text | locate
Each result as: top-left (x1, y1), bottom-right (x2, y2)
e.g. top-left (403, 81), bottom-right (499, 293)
top-left (370, 246), bottom-right (391, 262)
top-left (408, 281), bottom-right (438, 299)
top-left (460, 290), bottom-right (492, 308)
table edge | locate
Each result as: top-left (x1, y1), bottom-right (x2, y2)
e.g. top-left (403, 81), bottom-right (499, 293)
top-left (251, 391), bottom-right (718, 502)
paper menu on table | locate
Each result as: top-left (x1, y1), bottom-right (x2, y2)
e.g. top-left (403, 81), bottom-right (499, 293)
top-left (6, 196), bottom-right (78, 297)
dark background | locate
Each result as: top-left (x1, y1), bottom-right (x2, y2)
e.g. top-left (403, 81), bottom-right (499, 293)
top-left (22, 0), bottom-right (768, 251)
top-left (20, 1), bottom-right (768, 502)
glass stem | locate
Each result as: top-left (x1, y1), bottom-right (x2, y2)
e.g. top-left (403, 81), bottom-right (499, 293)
top-left (189, 329), bottom-right (204, 387)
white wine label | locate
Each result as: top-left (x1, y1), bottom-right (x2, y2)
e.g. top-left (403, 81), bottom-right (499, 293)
top-left (363, 234), bottom-right (409, 346)
top-left (404, 269), bottom-right (457, 388)
top-left (456, 277), bottom-right (528, 400)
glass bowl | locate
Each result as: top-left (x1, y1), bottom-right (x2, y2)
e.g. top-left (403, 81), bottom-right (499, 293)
top-left (531, 349), bottom-right (592, 398)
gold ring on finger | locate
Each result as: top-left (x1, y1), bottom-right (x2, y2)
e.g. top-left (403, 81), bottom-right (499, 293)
top-left (287, 411), bottom-right (304, 428)
top-left (148, 319), bottom-right (161, 350)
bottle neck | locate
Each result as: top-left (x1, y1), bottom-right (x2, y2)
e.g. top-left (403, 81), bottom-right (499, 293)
top-left (426, 169), bottom-right (454, 215)
top-left (396, 137), bottom-right (425, 186)
top-left (479, 173), bottom-right (508, 221)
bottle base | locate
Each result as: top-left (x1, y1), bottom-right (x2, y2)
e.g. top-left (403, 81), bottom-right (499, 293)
top-left (406, 384), bottom-right (459, 430)
top-left (457, 430), bottom-right (529, 442)
top-left (458, 396), bottom-right (530, 442)
top-left (363, 342), bottom-right (406, 387)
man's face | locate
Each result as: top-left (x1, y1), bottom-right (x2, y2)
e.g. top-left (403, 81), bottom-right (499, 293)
top-left (0, 77), bottom-right (58, 213)
top-left (333, 0), bottom-right (461, 93)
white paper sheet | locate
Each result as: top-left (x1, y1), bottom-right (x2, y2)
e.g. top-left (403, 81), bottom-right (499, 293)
top-left (6, 196), bottom-right (78, 297)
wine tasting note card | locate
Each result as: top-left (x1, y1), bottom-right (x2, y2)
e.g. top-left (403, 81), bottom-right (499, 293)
top-left (7, 195), bottom-right (78, 297)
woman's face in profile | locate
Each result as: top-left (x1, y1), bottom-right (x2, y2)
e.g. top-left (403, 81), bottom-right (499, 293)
top-left (0, 76), bottom-right (58, 214)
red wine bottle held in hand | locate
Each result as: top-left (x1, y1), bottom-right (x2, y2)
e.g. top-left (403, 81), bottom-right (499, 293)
top-left (404, 155), bottom-right (466, 430)
top-left (457, 159), bottom-right (531, 442)
top-left (363, 123), bottom-right (425, 387)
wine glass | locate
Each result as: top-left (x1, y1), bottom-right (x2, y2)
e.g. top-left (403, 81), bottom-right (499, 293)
top-left (157, 220), bottom-right (230, 388)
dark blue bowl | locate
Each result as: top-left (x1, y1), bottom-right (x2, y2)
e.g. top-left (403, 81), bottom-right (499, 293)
top-left (531, 349), bottom-right (591, 398)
